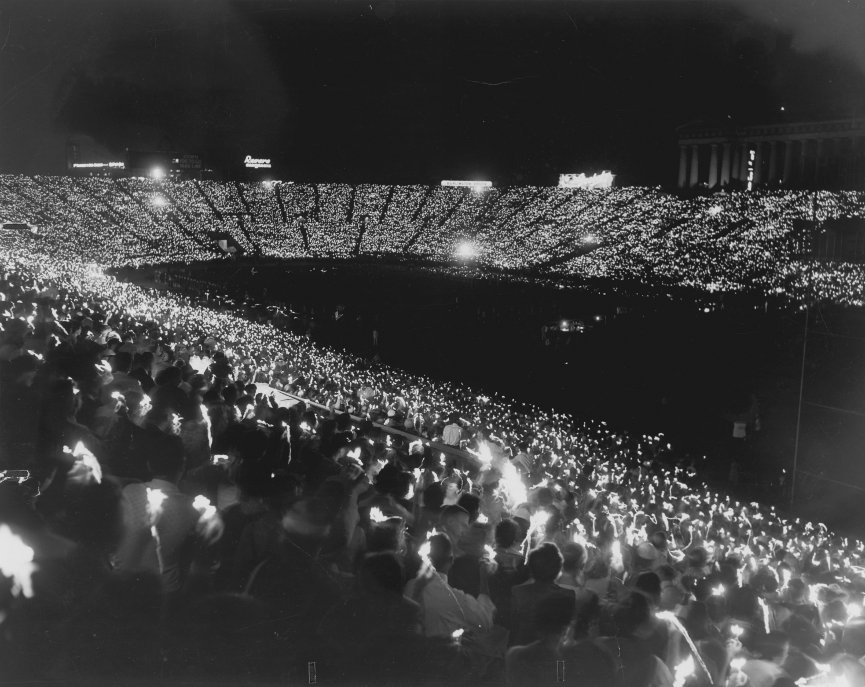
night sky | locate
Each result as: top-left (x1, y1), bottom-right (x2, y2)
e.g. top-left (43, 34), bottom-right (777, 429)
top-left (2, 0), bottom-right (865, 185)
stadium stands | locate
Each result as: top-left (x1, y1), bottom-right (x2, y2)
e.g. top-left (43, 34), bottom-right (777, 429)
top-left (2, 175), bottom-right (864, 303)
top-left (0, 177), bottom-right (865, 685)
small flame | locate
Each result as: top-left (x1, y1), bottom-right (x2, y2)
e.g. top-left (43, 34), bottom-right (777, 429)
top-left (476, 513), bottom-right (489, 524)
top-left (370, 507), bottom-right (388, 523)
top-left (530, 510), bottom-right (551, 530)
top-left (146, 487), bottom-right (167, 523)
top-left (673, 655), bottom-right (694, 687)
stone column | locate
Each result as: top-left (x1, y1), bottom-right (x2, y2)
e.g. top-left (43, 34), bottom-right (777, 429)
top-left (739, 143), bottom-right (749, 183)
top-left (767, 141), bottom-right (778, 184)
top-left (752, 143), bottom-right (763, 187)
top-left (798, 139), bottom-right (808, 185)
top-left (678, 145), bottom-right (688, 189)
top-left (849, 137), bottom-right (861, 189)
top-left (689, 144), bottom-right (700, 187)
top-left (708, 144), bottom-right (719, 188)
top-left (731, 144), bottom-right (741, 182)
top-left (782, 140), bottom-right (794, 186)
top-left (720, 143), bottom-right (732, 186)
top-left (814, 138), bottom-right (824, 187)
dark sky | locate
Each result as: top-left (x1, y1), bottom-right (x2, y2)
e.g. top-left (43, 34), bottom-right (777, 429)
top-left (2, 0), bottom-right (864, 185)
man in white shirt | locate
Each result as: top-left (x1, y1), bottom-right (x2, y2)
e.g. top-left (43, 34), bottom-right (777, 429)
top-left (115, 444), bottom-right (221, 594)
top-left (406, 533), bottom-right (495, 638)
top-left (442, 413), bottom-right (463, 447)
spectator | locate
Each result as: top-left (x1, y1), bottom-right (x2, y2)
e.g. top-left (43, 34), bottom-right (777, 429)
top-left (406, 532), bottom-right (495, 638)
top-left (510, 542), bottom-right (576, 646)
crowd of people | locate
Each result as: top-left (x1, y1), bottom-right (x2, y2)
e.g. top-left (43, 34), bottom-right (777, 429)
top-left (1, 233), bottom-right (865, 686)
top-left (2, 175), bottom-right (864, 305)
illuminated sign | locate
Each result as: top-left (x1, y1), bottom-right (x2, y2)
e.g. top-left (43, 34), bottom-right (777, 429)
top-left (558, 171), bottom-right (614, 190)
top-left (747, 149), bottom-right (755, 191)
top-left (244, 155), bottom-right (272, 169)
top-left (441, 180), bottom-right (492, 190)
top-left (72, 162), bottom-right (125, 169)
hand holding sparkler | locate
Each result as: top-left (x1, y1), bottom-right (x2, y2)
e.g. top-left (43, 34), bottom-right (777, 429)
top-left (64, 441), bottom-right (103, 486)
top-left (192, 495), bottom-right (224, 544)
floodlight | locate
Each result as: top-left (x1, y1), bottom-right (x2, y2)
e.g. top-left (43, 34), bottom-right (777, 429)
top-left (456, 242), bottom-right (477, 259)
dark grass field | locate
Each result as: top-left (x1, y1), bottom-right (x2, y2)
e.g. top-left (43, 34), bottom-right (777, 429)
top-left (119, 257), bottom-right (865, 532)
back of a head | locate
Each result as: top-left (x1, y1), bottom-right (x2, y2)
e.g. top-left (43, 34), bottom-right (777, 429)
top-left (649, 530), bottom-right (668, 552)
top-left (495, 518), bottom-right (519, 549)
top-left (459, 522), bottom-right (490, 558)
top-left (752, 630), bottom-right (790, 662)
top-left (528, 542), bottom-right (563, 584)
top-left (440, 504), bottom-right (469, 526)
top-left (367, 519), bottom-right (405, 555)
top-left (428, 532), bottom-right (454, 572)
top-left (457, 492), bottom-right (480, 520)
top-left (561, 541), bottom-right (586, 573)
top-left (155, 365), bottom-right (182, 388)
top-left (361, 551), bottom-right (405, 596)
top-left (335, 412), bottom-right (352, 432)
top-left (536, 488), bottom-right (555, 509)
top-left (614, 592), bottom-right (651, 638)
top-left (146, 437), bottom-right (185, 481)
top-left (113, 351), bottom-right (132, 374)
top-left (422, 481), bottom-right (445, 512)
top-left (634, 571), bottom-right (662, 606)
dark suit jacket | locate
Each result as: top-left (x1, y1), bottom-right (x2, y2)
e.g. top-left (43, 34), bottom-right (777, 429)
top-left (509, 581), bottom-right (576, 647)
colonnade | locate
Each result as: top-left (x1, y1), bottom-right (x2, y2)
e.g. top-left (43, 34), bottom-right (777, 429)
top-left (677, 120), bottom-right (865, 190)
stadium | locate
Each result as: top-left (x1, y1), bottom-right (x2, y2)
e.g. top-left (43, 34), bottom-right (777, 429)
top-left (2, 2), bottom-right (865, 687)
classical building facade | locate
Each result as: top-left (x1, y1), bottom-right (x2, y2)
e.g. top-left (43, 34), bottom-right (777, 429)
top-left (677, 118), bottom-right (865, 191)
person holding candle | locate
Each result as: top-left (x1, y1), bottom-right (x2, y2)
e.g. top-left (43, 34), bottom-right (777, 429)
top-left (406, 532), bottom-right (495, 638)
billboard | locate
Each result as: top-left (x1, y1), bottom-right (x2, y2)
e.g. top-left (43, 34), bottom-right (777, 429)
top-left (441, 180), bottom-right (492, 191)
top-left (244, 155), bottom-right (272, 169)
top-left (72, 162), bottom-right (125, 169)
top-left (558, 171), bottom-right (615, 190)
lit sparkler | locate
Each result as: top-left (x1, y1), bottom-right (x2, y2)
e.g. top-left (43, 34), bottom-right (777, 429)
top-left (673, 655), bottom-right (694, 687)
top-left (0, 524), bottom-right (36, 598)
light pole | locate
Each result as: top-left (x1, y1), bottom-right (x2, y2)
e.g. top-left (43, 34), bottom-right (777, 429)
top-left (790, 303), bottom-right (808, 508)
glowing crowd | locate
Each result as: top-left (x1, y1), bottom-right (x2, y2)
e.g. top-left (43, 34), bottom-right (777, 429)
top-left (0, 227), bottom-right (864, 685)
top-left (2, 175), bottom-right (865, 305)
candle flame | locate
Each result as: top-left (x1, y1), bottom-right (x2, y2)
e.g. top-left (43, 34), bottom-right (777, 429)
top-left (673, 655), bottom-right (694, 687)
top-left (0, 524), bottom-right (36, 598)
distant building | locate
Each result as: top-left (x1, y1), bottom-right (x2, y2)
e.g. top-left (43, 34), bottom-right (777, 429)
top-left (677, 118), bottom-right (865, 191)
